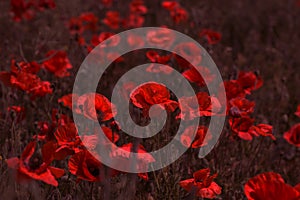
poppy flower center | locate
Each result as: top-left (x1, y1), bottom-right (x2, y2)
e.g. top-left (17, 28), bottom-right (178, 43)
top-left (88, 166), bottom-right (100, 177)
top-left (28, 153), bottom-right (43, 170)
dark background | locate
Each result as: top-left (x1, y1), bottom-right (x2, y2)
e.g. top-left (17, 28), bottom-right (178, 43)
top-left (0, 0), bottom-right (299, 199)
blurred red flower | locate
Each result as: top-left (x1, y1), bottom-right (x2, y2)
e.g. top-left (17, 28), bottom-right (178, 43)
top-left (80, 12), bottom-right (98, 32)
top-left (179, 168), bottom-right (222, 199)
top-left (127, 33), bottom-right (145, 48)
top-left (42, 50), bottom-right (73, 77)
top-left (130, 0), bottom-right (147, 14)
top-left (91, 32), bottom-right (120, 47)
top-left (36, 0), bottom-right (56, 10)
top-left (10, 0), bottom-right (35, 22)
top-left (7, 105), bottom-right (25, 122)
top-left (173, 42), bottom-right (202, 69)
top-left (58, 93), bottom-right (79, 110)
top-left (223, 80), bottom-right (246, 101)
top-left (146, 50), bottom-right (173, 74)
top-left (101, 0), bottom-right (112, 7)
top-left (180, 125), bottom-right (212, 148)
top-left (182, 66), bottom-right (215, 87)
top-left (295, 105), bottom-right (300, 118)
top-left (161, 1), bottom-right (188, 23)
top-left (177, 92), bottom-right (221, 120)
top-left (102, 11), bottom-right (121, 29)
top-left (146, 28), bottom-right (175, 49)
top-left (199, 29), bottom-right (222, 45)
top-left (237, 71), bottom-right (263, 94)
top-left (244, 172), bottom-right (300, 200)
top-left (110, 143), bottom-right (155, 180)
top-left (284, 123), bottom-right (300, 147)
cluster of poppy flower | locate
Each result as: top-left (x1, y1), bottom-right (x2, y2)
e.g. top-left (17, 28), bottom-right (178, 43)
top-left (10, 0), bottom-right (56, 22)
top-left (284, 105), bottom-right (300, 147)
top-left (3, 0), bottom-right (300, 199)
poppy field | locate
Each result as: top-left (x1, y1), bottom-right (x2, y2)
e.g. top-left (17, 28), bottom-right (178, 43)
top-left (0, 0), bottom-right (300, 199)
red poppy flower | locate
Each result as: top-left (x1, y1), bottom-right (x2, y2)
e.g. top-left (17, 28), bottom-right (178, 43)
top-left (244, 172), bottom-right (300, 200)
top-left (110, 143), bottom-right (155, 180)
top-left (127, 33), bottom-right (145, 48)
top-left (123, 13), bottom-right (145, 28)
top-left (197, 92), bottom-right (221, 116)
top-left (170, 7), bottom-right (188, 24)
top-left (58, 93), bottom-right (79, 110)
top-left (80, 12), bottom-right (98, 32)
top-left (173, 42), bottom-right (202, 69)
top-left (42, 140), bottom-right (75, 161)
top-left (101, 0), bottom-right (112, 7)
top-left (237, 71), bottom-right (263, 94)
top-left (91, 32), bottom-right (120, 48)
top-left (161, 1), bottom-right (188, 23)
top-left (0, 60), bottom-right (41, 88)
top-left (76, 93), bottom-right (117, 121)
top-left (146, 51), bottom-right (173, 74)
top-left (146, 51), bottom-right (171, 64)
top-left (68, 12), bottom-right (98, 36)
top-left (199, 29), bottom-right (222, 45)
top-left (102, 11), bottom-right (121, 29)
top-left (130, 0), bottom-right (147, 14)
top-left (179, 168), bottom-right (222, 199)
top-left (130, 82), bottom-right (178, 116)
top-left (10, 0), bottom-right (35, 22)
top-left (295, 105), bottom-right (300, 118)
top-left (182, 66), bottom-right (215, 87)
top-left (10, 71), bottom-right (52, 98)
top-left (177, 95), bottom-right (200, 120)
top-left (7, 105), bottom-right (24, 113)
top-left (106, 52), bottom-right (124, 63)
top-left (68, 17), bottom-right (84, 35)
top-left (146, 28), bottom-right (175, 49)
top-left (229, 116), bottom-right (255, 140)
top-left (249, 124), bottom-right (275, 140)
top-left (162, 1), bottom-right (179, 11)
top-left (10, 59), bottom-right (41, 74)
top-left (42, 50), bottom-right (73, 77)
top-left (229, 97), bottom-right (255, 117)
top-left (36, 0), bottom-right (56, 10)
top-left (146, 64), bottom-right (173, 75)
top-left (177, 92), bottom-right (221, 120)
top-left (180, 125), bottom-right (212, 148)
top-left (81, 126), bottom-right (120, 151)
top-left (7, 105), bottom-right (25, 121)
top-left (36, 109), bottom-right (72, 141)
top-left (68, 150), bottom-right (102, 182)
top-left (1, 61), bottom-right (48, 97)
top-left (284, 123), bottom-right (300, 147)
top-left (6, 141), bottom-right (64, 186)
top-left (54, 123), bottom-right (80, 147)
top-left (223, 80), bottom-right (246, 101)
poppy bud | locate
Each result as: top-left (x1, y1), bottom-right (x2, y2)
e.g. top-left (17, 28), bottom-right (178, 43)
top-left (229, 106), bottom-right (241, 118)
